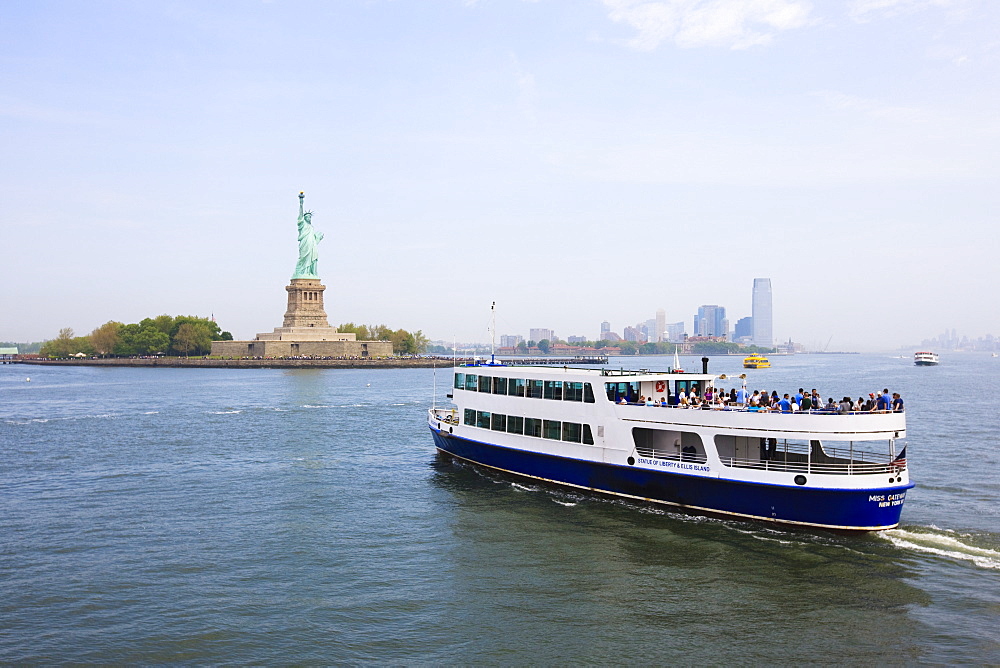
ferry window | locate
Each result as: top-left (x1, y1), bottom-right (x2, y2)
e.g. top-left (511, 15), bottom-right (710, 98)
top-left (605, 382), bottom-right (617, 401)
top-left (454, 373), bottom-right (464, 390)
top-left (491, 413), bottom-right (506, 431)
top-left (543, 420), bottom-right (561, 440)
top-left (476, 411), bottom-right (491, 429)
top-left (605, 381), bottom-right (639, 403)
top-left (544, 380), bottom-right (563, 401)
top-left (464, 409), bottom-right (475, 426)
top-left (465, 375), bottom-right (478, 391)
top-left (582, 424), bottom-right (594, 445)
top-left (507, 416), bottom-right (524, 435)
top-left (524, 418), bottom-right (542, 437)
top-left (528, 380), bottom-right (544, 399)
top-left (564, 382), bottom-right (583, 402)
top-left (562, 422), bottom-right (582, 443)
top-left (508, 378), bottom-right (526, 397)
top-left (584, 383), bottom-right (595, 403)
top-left (492, 377), bottom-right (507, 395)
top-left (479, 376), bottom-right (492, 393)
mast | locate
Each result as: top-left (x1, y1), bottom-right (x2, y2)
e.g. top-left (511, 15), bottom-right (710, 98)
top-left (490, 301), bottom-right (496, 364)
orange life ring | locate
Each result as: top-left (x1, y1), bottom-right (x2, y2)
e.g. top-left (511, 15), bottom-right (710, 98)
top-left (655, 380), bottom-right (666, 393)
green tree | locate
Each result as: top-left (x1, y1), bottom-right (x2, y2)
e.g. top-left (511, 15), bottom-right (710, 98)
top-left (537, 339), bottom-right (551, 354)
top-left (40, 327), bottom-right (75, 357)
top-left (170, 316), bottom-right (221, 342)
top-left (90, 321), bottom-right (122, 357)
top-left (172, 322), bottom-right (213, 356)
top-left (516, 340), bottom-right (528, 353)
top-left (137, 328), bottom-right (171, 354)
top-left (618, 341), bottom-right (638, 355)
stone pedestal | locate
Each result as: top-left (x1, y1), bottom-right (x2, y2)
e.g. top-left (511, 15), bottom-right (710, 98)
top-left (283, 278), bottom-right (330, 328)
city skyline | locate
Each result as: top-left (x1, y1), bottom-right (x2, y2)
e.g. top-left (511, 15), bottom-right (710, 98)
top-left (2, 1), bottom-right (999, 352)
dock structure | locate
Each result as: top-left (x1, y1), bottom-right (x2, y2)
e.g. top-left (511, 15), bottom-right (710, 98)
top-left (0, 347), bottom-right (17, 364)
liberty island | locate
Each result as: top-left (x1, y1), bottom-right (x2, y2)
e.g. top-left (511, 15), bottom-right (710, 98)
top-left (211, 192), bottom-right (393, 359)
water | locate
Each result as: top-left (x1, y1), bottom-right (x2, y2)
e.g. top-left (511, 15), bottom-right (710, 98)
top-left (1, 354), bottom-right (998, 663)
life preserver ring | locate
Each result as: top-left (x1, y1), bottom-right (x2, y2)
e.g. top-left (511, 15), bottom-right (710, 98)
top-left (655, 380), bottom-right (666, 393)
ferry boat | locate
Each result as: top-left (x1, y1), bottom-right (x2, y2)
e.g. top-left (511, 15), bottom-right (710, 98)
top-left (428, 362), bottom-right (911, 532)
top-left (743, 354), bottom-right (770, 369)
top-left (914, 351), bottom-right (939, 366)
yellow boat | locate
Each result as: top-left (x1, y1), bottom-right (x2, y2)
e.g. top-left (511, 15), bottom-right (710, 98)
top-left (743, 354), bottom-right (770, 369)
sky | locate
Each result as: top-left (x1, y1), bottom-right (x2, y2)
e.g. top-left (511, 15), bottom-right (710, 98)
top-left (1, 0), bottom-right (997, 352)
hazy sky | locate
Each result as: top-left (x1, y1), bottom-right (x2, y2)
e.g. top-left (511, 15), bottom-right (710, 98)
top-left (2, 0), bottom-right (997, 351)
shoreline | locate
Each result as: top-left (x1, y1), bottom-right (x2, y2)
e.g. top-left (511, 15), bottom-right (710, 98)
top-left (12, 355), bottom-right (605, 370)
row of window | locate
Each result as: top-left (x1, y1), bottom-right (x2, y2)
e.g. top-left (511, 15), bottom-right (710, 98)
top-left (462, 408), bottom-right (596, 445)
top-left (455, 373), bottom-right (596, 403)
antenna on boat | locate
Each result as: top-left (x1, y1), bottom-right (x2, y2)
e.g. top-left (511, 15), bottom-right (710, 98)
top-left (490, 301), bottom-right (496, 365)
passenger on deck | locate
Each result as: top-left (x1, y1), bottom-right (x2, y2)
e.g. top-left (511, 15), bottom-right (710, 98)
top-left (800, 393), bottom-right (813, 411)
top-left (618, 396), bottom-right (628, 405)
top-left (778, 393), bottom-right (792, 413)
top-left (681, 444), bottom-right (697, 461)
top-left (645, 396), bottom-right (655, 406)
top-left (892, 393), bottom-right (904, 412)
top-left (825, 398), bottom-right (838, 411)
top-left (749, 390), bottom-right (761, 408)
top-left (767, 437), bottom-right (778, 460)
top-left (839, 397), bottom-right (853, 413)
top-left (660, 397), bottom-right (668, 406)
top-left (678, 390), bottom-right (687, 406)
top-left (736, 387), bottom-right (748, 406)
top-left (795, 388), bottom-right (805, 407)
top-left (876, 389), bottom-right (891, 412)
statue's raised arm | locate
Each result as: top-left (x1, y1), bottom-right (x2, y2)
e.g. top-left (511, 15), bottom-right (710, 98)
top-left (293, 191), bottom-right (323, 279)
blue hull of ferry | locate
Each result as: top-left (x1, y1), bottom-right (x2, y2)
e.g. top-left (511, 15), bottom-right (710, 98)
top-left (431, 428), bottom-right (911, 531)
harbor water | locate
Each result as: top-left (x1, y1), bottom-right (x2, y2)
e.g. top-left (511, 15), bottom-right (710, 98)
top-left (1, 354), bottom-right (998, 663)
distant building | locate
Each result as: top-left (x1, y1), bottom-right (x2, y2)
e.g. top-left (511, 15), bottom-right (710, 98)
top-left (600, 321), bottom-right (611, 340)
top-left (567, 335), bottom-right (587, 343)
top-left (623, 326), bottom-right (646, 343)
top-left (666, 322), bottom-right (685, 343)
top-left (734, 316), bottom-right (753, 343)
top-left (752, 278), bottom-right (773, 347)
top-left (694, 305), bottom-right (728, 339)
top-left (530, 328), bottom-right (554, 343)
top-left (500, 334), bottom-right (523, 348)
top-left (655, 309), bottom-right (666, 342)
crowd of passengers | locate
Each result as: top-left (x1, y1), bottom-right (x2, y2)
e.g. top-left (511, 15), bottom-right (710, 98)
top-left (627, 386), bottom-right (904, 413)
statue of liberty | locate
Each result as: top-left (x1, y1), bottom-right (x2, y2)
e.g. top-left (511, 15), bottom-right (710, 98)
top-left (293, 191), bottom-right (323, 279)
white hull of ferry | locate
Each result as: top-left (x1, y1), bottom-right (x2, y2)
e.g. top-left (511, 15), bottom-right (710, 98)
top-left (914, 352), bottom-right (939, 366)
top-left (429, 365), bottom-right (911, 532)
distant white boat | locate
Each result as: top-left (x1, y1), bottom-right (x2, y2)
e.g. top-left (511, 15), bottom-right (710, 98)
top-left (914, 351), bottom-right (939, 366)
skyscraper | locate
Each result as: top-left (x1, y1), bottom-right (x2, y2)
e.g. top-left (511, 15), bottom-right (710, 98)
top-left (530, 328), bottom-right (554, 343)
top-left (655, 309), bottom-right (666, 342)
top-left (752, 278), bottom-right (773, 347)
top-left (600, 321), bottom-right (610, 340)
top-left (694, 305), bottom-right (728, 338)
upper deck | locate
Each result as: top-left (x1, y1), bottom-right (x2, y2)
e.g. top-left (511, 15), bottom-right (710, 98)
top-left (450, 364), bottom-right (905, 441)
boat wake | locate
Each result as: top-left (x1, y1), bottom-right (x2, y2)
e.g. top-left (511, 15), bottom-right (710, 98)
top-left (880, 527), bottom-right (1000, 570)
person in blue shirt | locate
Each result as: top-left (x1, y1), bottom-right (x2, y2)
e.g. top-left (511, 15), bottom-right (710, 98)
top-left (891, 392), bottom-right (904, 412)
top-left (795, 388), bottom-right (804, 407)
top-left (778, 393), bottom-right (792, 413)
top-left (876, 389), bottom-right (891, 411)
